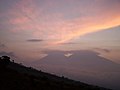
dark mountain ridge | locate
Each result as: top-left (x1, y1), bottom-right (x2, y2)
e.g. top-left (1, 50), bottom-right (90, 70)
top-left (0, 56), bottom-right (111, 90)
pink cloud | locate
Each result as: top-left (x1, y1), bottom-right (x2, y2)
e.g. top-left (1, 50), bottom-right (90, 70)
top-left (6, 0), bottom-right (120, 44)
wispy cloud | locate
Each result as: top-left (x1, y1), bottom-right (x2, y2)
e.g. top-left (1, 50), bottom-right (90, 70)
top-left (27, 39), bottom-right (43, 42)
top-left (0, 51), bottom-right (16, 58)
top-left (61, 42), bottom-right (77, 45)
top-left (0, 43), bottom-right (7, 48)
top-left (93, 48), bottom-right (110, 53)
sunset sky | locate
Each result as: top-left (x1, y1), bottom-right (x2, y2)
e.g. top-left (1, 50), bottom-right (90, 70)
top-left (0, 0), bottom-right (120, 89)
top-left (0, 0), bottom-right (120, 63)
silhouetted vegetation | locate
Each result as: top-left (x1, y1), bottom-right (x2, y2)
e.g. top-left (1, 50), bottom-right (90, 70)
top-left (0, 56), bottom-right (10, 69)
top-left (0, 56), bottom-right (111, 90)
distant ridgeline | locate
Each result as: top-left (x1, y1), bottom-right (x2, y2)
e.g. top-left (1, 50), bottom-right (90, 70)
top-left (0, 56), bottom-right (111, 90)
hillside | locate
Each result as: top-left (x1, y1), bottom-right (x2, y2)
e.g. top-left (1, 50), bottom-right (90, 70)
top-left (0, 56), bottom-right (111, 90)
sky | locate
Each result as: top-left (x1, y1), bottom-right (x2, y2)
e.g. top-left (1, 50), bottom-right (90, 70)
top-left (0, 0), bottom-right (120, 63)
top-left (0, 0), bottom-right (120, 89)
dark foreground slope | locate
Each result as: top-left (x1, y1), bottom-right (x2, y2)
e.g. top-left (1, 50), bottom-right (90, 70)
top-left (0, 59), bottom-right (111, 90)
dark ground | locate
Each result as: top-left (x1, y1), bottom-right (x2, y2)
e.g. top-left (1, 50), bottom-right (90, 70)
top-left (0, 56), bottom-right (111, 90)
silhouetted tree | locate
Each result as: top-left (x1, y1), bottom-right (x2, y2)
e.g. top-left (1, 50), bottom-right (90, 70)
top-left (62, 76), bottom-right (65, 78)
top-left (0, 56), bottom-right (10, 68)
